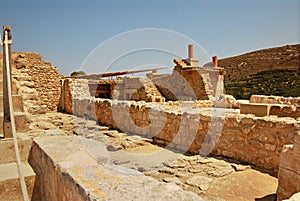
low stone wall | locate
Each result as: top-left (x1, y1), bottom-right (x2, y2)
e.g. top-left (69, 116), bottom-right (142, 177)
top-left (64, 79), bottom-right (298, 172)
top-left (71, 98), bottom-right (297, 172)
top-left (277, 131), bottom-right (300, 201)
top-left (244, 95), bottom-right (300, 119)
top-left (250, 95), bottom-right (300, 106)
top-left (270, 104), bottom-right (300, 119)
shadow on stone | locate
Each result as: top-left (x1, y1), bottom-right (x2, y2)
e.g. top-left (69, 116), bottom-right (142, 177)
top-left (255, 193), bottom-right (276, 201)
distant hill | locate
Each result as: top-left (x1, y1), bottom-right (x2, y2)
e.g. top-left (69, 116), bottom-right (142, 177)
top-left (214, 44), bottom-right (300, 99)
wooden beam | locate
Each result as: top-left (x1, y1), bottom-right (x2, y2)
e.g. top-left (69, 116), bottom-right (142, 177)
top-left (64, 67), bottom-right (168, 79)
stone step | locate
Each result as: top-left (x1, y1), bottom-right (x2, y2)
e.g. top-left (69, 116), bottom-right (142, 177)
top-left (0, 80), bottom-right (18, 95)
top-left (0, 162), bottom-right (36, 201)
top-left (0, 135), bottom-right (32, 164)
top-left (0, 112), bottom-right (28, 135)
top-left (0, 95), bottom-right (24, 112)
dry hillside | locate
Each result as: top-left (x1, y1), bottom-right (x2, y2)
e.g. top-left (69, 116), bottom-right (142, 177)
top-left (211, 44), bottom-right (300, 99)
top-left (218, 44), bottom-right (300, 82)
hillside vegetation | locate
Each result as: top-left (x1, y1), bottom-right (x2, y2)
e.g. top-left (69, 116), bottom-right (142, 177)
top-left (217, 44), bottom-right (300, 99)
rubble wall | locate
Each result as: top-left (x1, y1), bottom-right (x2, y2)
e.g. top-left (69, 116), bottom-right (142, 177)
top-left (269, 105), bottom-right (300, 119)
top-left (11, 52), bottom-right (63, 112)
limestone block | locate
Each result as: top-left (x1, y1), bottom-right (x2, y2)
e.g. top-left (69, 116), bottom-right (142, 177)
top-left (240, 103), bottom-right (272, 117)
top-left (0, 136), bottom-right (32, 164)
top-left (277, 168), bottom-right (300, 201)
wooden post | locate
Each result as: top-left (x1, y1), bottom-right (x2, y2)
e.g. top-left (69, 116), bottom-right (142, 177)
top-left (2, 25), bottom-right (13, 138)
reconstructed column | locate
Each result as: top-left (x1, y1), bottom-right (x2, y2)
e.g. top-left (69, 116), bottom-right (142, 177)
top-left (212, 56), bottom-right (218, 67)
top-left (188, 44), bottom-right (194, 59)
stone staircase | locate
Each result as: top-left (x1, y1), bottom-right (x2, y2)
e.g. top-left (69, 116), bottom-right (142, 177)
top-left (0, 53), bottom-right (36, 200)
top-left (0, 134), bottom-right (35, 201)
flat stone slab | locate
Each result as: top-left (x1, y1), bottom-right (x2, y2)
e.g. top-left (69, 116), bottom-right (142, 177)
top-left (0, 162), bottom-right (35, 181)
top-left (30, 136), bottom-right (203, 201)
top-left (0, 162), bottom-right (36, 201)
top-left (240, 103), bottom-right (288, 117)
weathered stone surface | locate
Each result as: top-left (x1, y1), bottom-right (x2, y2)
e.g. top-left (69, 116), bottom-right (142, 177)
top-left (44, 129), bottom-right (65, 135)
top-left (159, 167), bottom-right (176, 174)
top-left (36, 121), bottom-right (56, 130)
top-left (186, 176), bottom-right (213, 191)
top-left (207, 167), bottom-right (234, 177)
top-left (106, 144), bottom-right (122, 152)
top-left (231, 164), bottom-right (251, 172)
top-left (29, 136), bottom-right (202, 201)
top-left (163, 177), bottom-right (183, 185)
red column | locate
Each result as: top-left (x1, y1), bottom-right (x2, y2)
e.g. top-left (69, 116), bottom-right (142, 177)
top-left (188, 44), bottom-right (194, 59)
top-left (212, 56), bottom-right (218, 67)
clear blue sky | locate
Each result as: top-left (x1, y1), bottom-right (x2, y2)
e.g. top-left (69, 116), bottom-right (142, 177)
top-left (1, 0), bottom-right (299, 75)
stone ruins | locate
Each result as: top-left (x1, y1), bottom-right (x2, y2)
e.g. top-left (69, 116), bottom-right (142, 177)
top-left (0, 39), bottom-right (299, 200)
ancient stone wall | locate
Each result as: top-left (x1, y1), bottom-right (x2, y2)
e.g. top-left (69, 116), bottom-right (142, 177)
top-left (243, 95), bottom-right (300, 119)
top-left (250, 95), bottom-right (300, 106)
top-left (64, 79), bottom-right (298, 172)
top-left (61, 78), bottom-right (90, 113)
top-left (269, 105), bottom-right (300, 119)
top-left (12, 52), bottom-right (62, 112)
top-left (112, 77), bottom-right (165, 102)
top-left (153, 70), bottom-right (212, 101)
top-left (88, 80), bottom-right (118, 99)
top-left (277, 131), bottom-right (300, 201)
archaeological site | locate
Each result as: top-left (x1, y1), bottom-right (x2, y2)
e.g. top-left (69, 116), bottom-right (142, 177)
top-left (0, 25), bottom-right (299, 201)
